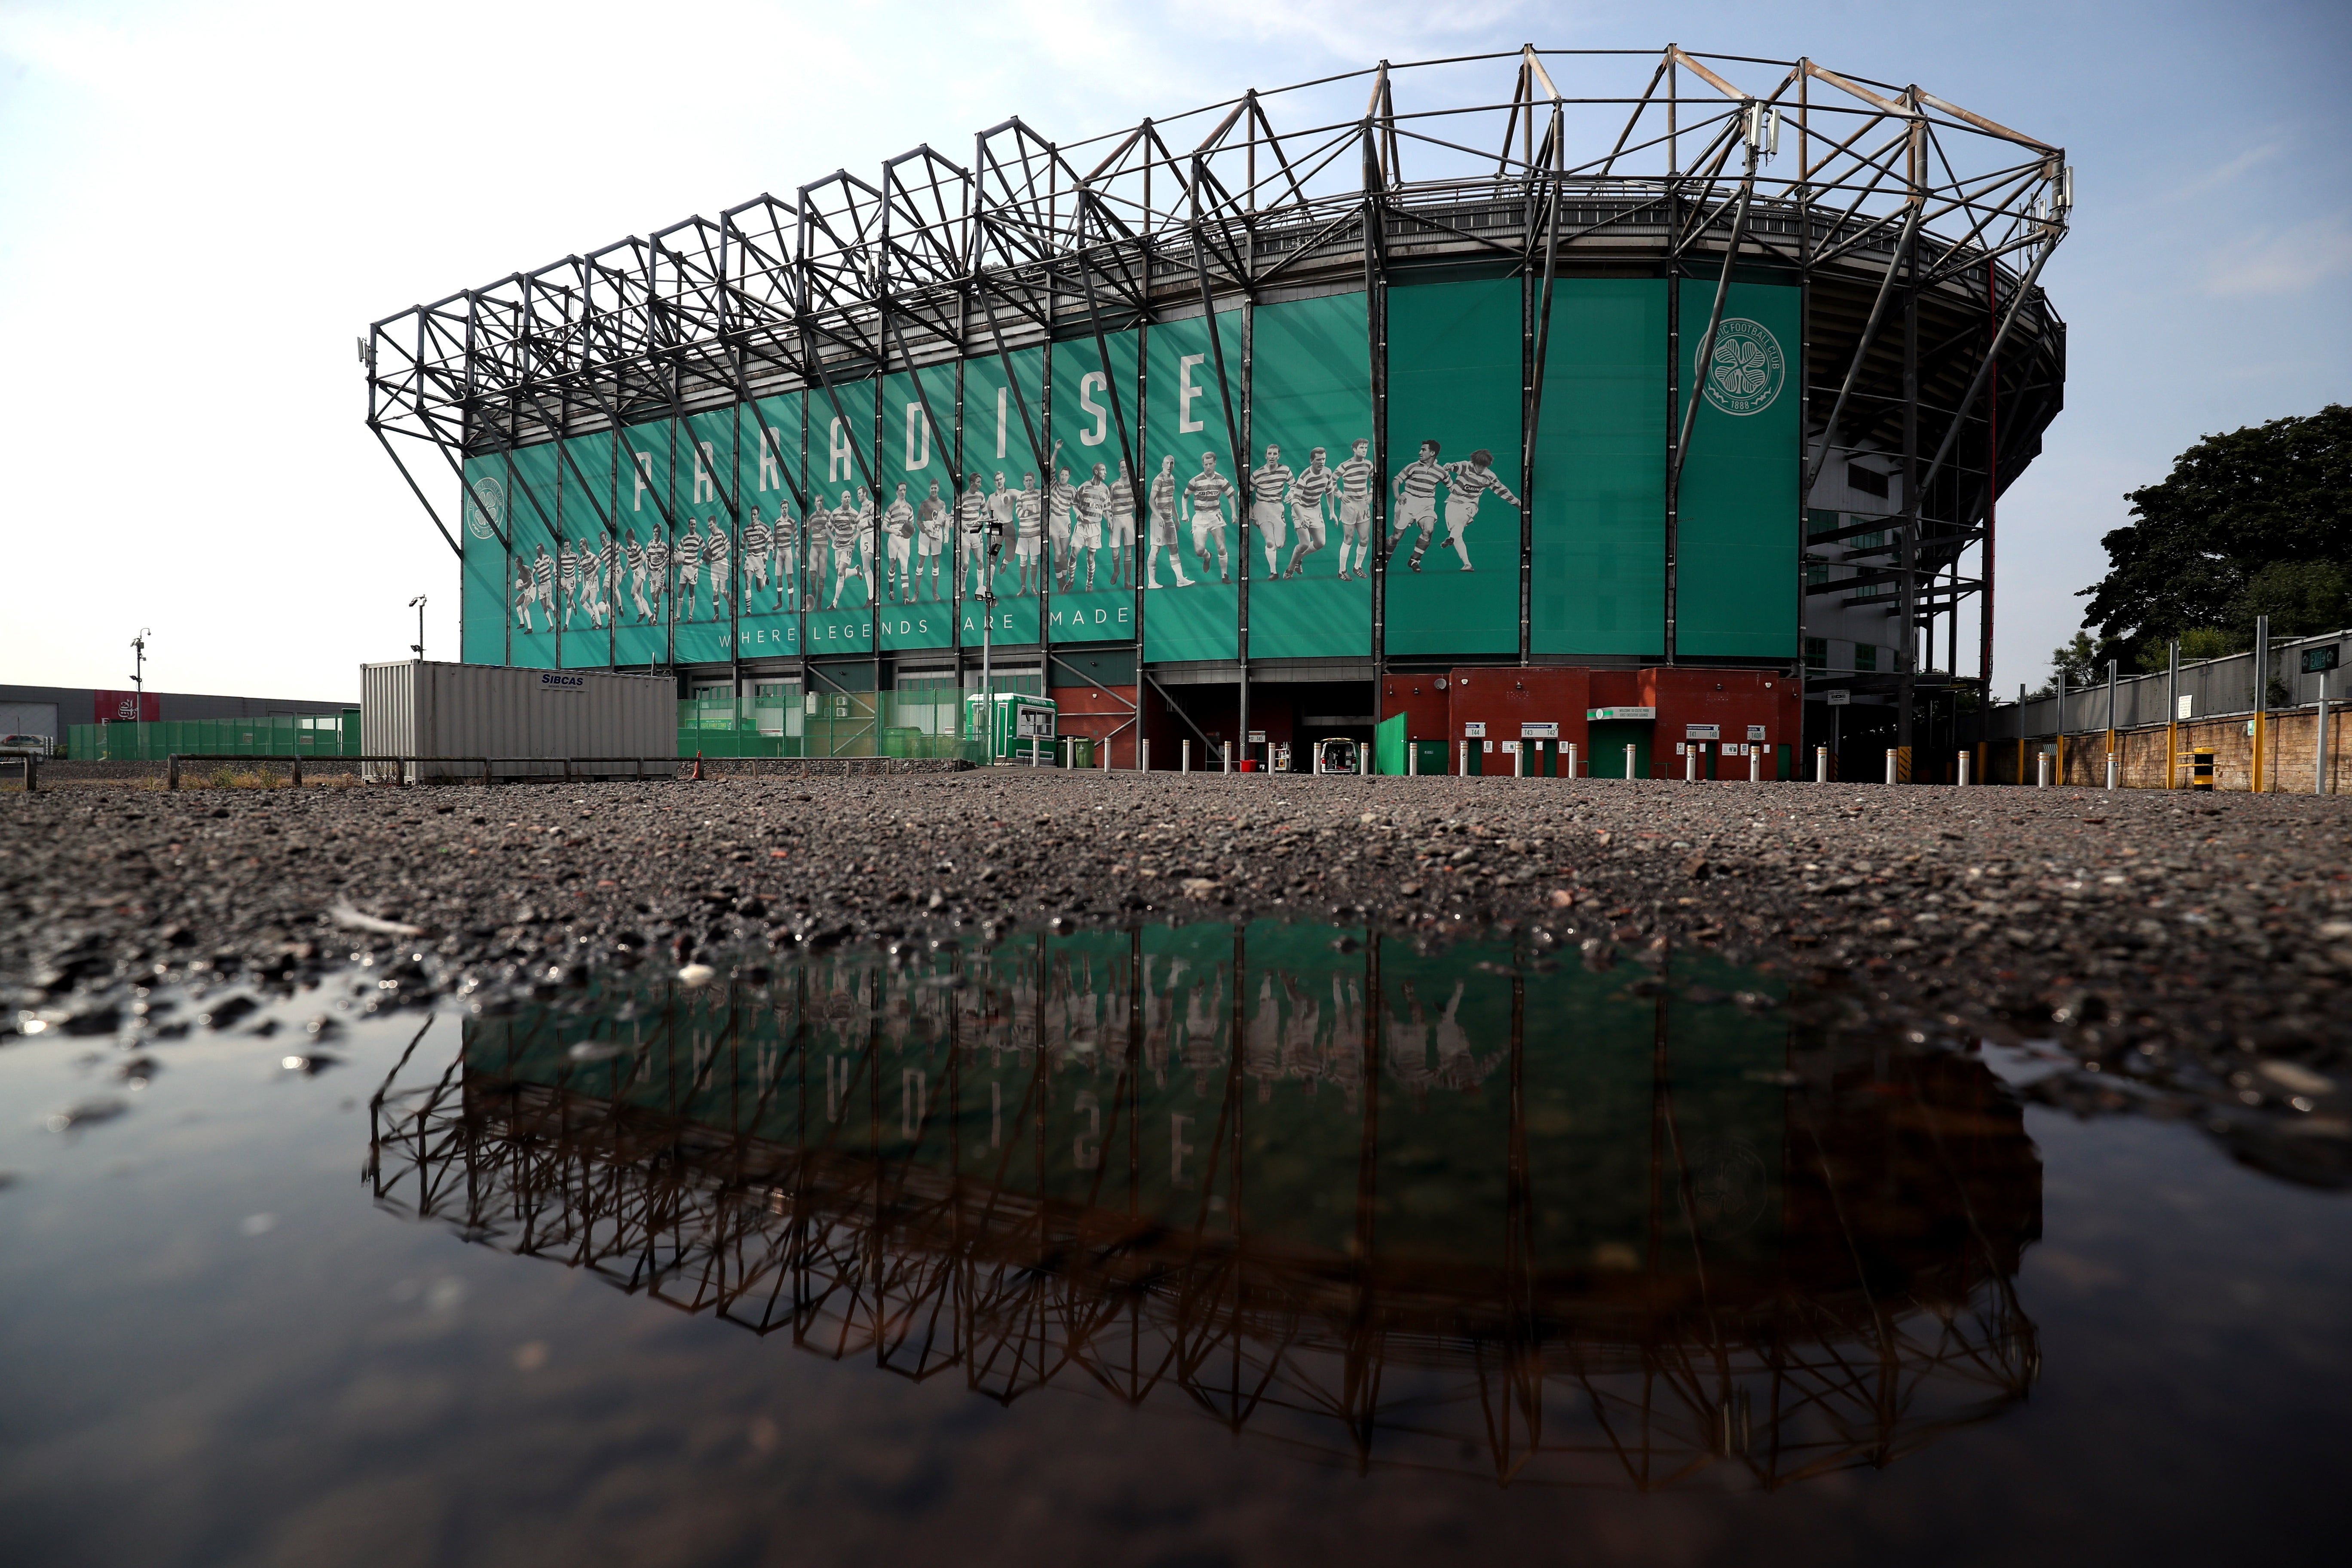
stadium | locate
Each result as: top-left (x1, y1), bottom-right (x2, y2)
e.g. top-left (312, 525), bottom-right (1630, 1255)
top-left (364, 46), bottom-right (2069, 778)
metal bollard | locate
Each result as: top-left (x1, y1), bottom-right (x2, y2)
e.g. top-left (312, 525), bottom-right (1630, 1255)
top-left (1409, 741), bottom-right (1419, 777)
top-left (1182, 739), bottom-right (1190, 773)
top-left (1459, 740), bottom-right (1470, 776)
top-left (2105, 750), bottom-right (2118, 791)
top-left (1141, 740), bottom-right (1150, 772)
top-left (1103, 740), bottom-right (1112, 774)
top-left (1566, 743), bottom-right (1578, 778)
top-left (2036, 751), bottom-right (2052, 787)
top-left (290, 755), bottom-right (303, 789)
top-left (1815, 745), bottom-right (1828, 784)
top-left (1885, 749), bottom-right (1898, 786)
top-left (1624, 743), bottom-right (1637, 779)
top-left (1685, 746), bottom-right (1699, 782)
top-left (1515, 743), bottom-right (1526, 778)
top-left (1956, 751), bottom-right (1970, 787)
top-left (1749, 746), bottom-right (1761, 783)
top-left (167, 754), bottom-right (180, 791)
top-left (2317, 679), bottom-right (2332, 796)
top-left (1222, 741), bottom-right (1231, 773)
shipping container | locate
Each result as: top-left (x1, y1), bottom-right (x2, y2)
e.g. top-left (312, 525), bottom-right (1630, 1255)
top-left (360, 661), bottom-right (673, 782)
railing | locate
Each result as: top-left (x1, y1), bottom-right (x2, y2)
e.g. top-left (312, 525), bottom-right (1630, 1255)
top-left (162, 754), bottom-right (691, 789)
top-left (1984, 627), bottom-right (2348, 739)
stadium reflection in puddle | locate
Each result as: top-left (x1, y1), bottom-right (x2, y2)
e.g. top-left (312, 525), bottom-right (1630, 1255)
top-left (372, 922), bottom-right (2041, 1490)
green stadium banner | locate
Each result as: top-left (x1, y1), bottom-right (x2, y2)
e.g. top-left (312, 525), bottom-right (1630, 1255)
top-left (672, 408), bottom-right (738, 667)
top-left (1244, 293), bottom-right (1374, 659)
top-left (1532, 279), bottom-right (1667, 656)
top-left (1383, 277), bottom-right (1523, 656)
top-left (614, 419), bottom-right (675, 668)
top-left (554, 430), bottom-right (623, 670)
top-left (959, 345), bottom-right (1047, 647)
top-left (879, 368), bottom-right (955, 649)
top-left (1372, 931), bottom-right (1516, 1261)
top-left (1675, 279), bottom-right (1799, 659)
top-left (1136, 921), bottom-right (1237, 1227)
top-left (1516, 941), bottom-right (1667, 1267)
top-left (1235, 919), bottom-right (1369, 1255)
top-left (459, 453), bottom-right (509, 666)
top-left (505, 440), bottom-right (565, 669)
top-left (1142, 309), bottom-right (1244, 662)
top-left (737, 394), bottom-right (802, 658)
top-left (548, 432), bottom-right (609, 671)
top-left (1047, 330), bottom-right (1142, 644)
top-left (1652, 952), bottom-right (1789, 1269)
top-left (804, 377), bottom-right (878, 656)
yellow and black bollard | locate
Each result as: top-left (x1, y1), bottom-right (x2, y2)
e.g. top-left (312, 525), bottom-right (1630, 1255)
top-left (2190, 747), bottom-right (2214, 791)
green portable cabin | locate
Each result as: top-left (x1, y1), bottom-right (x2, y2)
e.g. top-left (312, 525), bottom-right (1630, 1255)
top-left (964, 692), bottom-right (1058, 764)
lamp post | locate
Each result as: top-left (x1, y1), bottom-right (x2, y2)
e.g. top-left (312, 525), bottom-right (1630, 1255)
top-left (129, 627), bottom-right (151, 757)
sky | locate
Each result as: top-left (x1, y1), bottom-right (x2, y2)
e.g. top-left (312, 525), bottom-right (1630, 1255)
top-left (1, 0), bottom-right (2346, 704)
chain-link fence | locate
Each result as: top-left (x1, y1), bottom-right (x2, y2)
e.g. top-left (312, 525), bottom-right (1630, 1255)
top-left (65, 712), bottom-right (361, 761)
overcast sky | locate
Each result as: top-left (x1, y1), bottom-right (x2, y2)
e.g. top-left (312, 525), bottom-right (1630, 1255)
top-left (2, 0), bottom-right (2344, 703)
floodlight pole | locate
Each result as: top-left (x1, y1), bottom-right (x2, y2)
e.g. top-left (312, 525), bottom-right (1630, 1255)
top-left (409, 595), bottom-right (428, 661)
top-left (129, 626), bottom-right (152, 751)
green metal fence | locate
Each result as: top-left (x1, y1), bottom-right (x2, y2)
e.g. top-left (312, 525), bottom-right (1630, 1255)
top-left (68, 712), bottom-right (361, 761)
top-left (675, 689), bottom-right (987, 763)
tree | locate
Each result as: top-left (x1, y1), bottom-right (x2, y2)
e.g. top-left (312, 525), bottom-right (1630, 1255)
top-left (2228, 560), bottom-right (2350, 639)
top-left (2027, 631), bottom-right (2101, 699)
top-left (2134, 625), bottom-right (2238, 672)
top-left (2077, 404), bottom-right (2351, 667)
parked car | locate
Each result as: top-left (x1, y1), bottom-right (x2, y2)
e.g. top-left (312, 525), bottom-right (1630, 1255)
top-left (0, 734), bottom-right (55, 758)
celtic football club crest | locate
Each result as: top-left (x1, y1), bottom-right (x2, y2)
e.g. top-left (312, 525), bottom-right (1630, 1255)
top-left (463, 475), bottom-right (505, 540)
top-left (1696, 318), bottom-right (1785, 416)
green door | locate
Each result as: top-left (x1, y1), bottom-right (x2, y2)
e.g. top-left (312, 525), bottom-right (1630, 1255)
top-left (1375, 713), bottom-right (1408, 775)
top-left (1588, 721), bottom-right (1651, 779)
top-left (1411, 740), bottom-right (1449, 776)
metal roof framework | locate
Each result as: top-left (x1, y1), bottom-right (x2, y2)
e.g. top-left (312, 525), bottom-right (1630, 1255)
top-left (365, 45), bottom-right (2070, 741)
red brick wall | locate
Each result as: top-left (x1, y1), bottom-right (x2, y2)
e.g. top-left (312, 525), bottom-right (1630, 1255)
top-left (1047, 684), bottom-right (1139, 769)
top-left (1635, 668), bottom-right (1799, 779)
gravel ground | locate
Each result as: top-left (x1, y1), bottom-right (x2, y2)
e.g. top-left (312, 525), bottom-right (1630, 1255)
top-left (4, 773), bottom-right (2348, 1167)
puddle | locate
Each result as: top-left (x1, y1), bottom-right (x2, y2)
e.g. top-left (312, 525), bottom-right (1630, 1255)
top-left (1, 922), bottom-right (2344, 1565)
top-left (375, 923), bottom-right (2040, 1490)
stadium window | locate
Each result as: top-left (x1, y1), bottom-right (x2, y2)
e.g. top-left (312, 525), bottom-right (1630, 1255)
top-left (1806, 508), bottom-right (1843, 538)
top-left (1854, 645), bottom-right (1878, 672)
top-left (1846, 462), bottom-right (1890, 499)
top-left (1850, 529), bottom-right (1886, 550)
top-left (965, 668), bottom-right (1044, 697)
top-left (1805, 564), bottom-right (1829, 588)
top-left (1804, 638), bottom-right (1828, 670)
